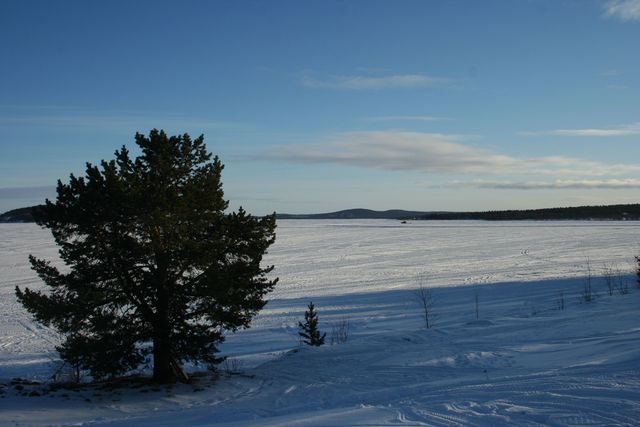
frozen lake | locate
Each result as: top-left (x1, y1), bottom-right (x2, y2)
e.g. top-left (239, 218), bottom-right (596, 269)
top-left (265, 219), bottom-right (640, 298)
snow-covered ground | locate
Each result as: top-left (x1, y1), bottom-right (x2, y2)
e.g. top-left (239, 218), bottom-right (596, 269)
top-left (1, 220), bottom-right (640, 426)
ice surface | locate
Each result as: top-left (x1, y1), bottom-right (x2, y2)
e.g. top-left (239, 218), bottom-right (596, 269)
top-left (1, 220), bottom-right (639, 426)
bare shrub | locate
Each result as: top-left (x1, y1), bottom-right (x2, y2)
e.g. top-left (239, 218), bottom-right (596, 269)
top-left (615, 270), bottom-right (630, 295)
top-left (330, 317), bottom-right (350, 345)
top-left (580, 257), bottom-right (594, 303)
top-left (602, 263), bottom-right (616, 296)
top-left (604, 263), bottom-right (629, 295)
top-left (50, 359), bottom-right (83, 384)
top-left (617, 278), bottom-right (630, 295)
top-left (556, 290), bottom-right (565, 311)
top-left (222, 358), bottom-right (244, 376)
top-left (413, 274), bottom-right (435, 328)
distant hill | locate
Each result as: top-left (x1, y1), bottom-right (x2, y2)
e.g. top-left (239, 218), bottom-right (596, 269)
top-left (276, 209), bottom-right (433, 220)
top-left (0, 206), bottom-right (41, 223)
top-left (277, 204), bottom-right (640, 221)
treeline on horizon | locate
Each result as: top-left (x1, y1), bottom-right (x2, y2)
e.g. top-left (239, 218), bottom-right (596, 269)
top-left (412, 204), bottom-right (640, 221)
top-left (2, 203), bottom-right (640, 223)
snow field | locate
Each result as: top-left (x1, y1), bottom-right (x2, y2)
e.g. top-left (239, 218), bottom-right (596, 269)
top-left (1, 220), bottom-right (640, 425)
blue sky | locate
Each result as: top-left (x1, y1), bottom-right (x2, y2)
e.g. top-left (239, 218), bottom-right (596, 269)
top-left (1, 0), bottom-right (639, 215)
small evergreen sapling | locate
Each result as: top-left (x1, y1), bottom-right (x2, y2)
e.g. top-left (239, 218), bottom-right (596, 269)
top-left (298, 302), bottom-right (326, 346)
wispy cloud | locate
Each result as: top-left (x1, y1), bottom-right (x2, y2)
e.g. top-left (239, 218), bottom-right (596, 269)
top-left (301, 74), bottom-right (449, 90)
top-left (606, 84), bottom-right (630, 90)
top-left (259, 131), bottom-right (640, 177)
top-left (520, 122), bottom-right (640, 137)
top-left (361, 115), bottom-right (450, 122)
top-left (602, 69), bottom-right (624, 77)
top-left (600, 69), bottom-right (629, 90)
top-left (442, 179), bottom-right (640, 190)
top-left (604, 0), bottom-right (640, 22)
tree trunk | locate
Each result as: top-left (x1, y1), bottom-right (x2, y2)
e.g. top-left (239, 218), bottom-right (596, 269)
top-left (153, 333), bottom-right (174, 383)
top-left (152, 326), bottom-right (188, 383)
top-left (152, 282), bottom-right (175, 383)
top-left (152, 245), bottom-right (178, 383)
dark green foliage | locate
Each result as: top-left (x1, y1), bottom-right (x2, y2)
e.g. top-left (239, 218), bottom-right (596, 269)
top-left (15, 130), bottom-right (278, 383)
top-left (298, 302), bottom-right (325, 346)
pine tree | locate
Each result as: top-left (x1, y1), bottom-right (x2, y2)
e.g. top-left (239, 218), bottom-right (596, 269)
top-left (15, 130), bottom-right (278, 383)
top-left (298, 302), bottom-right (326, 346)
